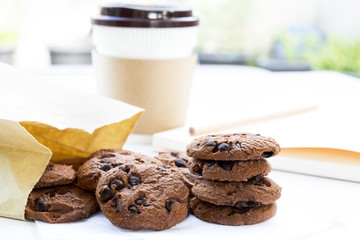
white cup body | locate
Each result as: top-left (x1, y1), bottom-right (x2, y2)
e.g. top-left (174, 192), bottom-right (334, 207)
top-left (92, 25), bottom-right (197, 60)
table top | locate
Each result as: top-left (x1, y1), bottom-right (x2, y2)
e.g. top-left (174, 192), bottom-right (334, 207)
top-left (1, 64), bottom-right (359, 240)
top-left (1, 139), bottom-right (360, 240)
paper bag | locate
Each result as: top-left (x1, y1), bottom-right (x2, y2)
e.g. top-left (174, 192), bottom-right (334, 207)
top-left (0, 119), bottom-right (52, 220)
top-left (0, 63), bottom-right (144, 220)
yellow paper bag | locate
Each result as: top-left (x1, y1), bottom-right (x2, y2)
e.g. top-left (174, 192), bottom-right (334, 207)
top-left (0, 119), bottom-right (52, 220)
top-left (0, 63), bottom-right (144, 220)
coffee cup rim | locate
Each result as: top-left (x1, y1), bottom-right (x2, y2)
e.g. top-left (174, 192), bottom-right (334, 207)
top-left (91, 3), bottom-right (199, 28)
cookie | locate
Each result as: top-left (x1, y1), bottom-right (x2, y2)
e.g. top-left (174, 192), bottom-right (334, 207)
top-left (155, 152), bottom-right (202, 189)
top-left (96, 164), bottom-right (189, 231)
top-left (55, 157), bottom-right (89, 171)
top-left (188, 158), bottom-right (271, 182)
top-left (191, 176), bottom-right (281, 206)
top-left (186, 133), bottom-right (280, 161)
top-left (25, 185), bottom-right (98, 223)
top-left (77, 149), bottom-right (162, 191)
top-left (34, 164), bottom-right (76, 189)
top-left (189, 198), bottom-right (277, 226)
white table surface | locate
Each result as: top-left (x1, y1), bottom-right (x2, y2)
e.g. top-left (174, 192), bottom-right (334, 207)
top-left (1, 64), bottom-right (359, 240)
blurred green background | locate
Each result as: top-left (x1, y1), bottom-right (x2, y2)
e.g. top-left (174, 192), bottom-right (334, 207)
top-left (1, 0), bottom-right (360, 73)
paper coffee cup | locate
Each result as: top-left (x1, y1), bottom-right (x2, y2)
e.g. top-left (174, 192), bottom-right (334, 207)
top-left (92, 4), bottom-right (199, 134)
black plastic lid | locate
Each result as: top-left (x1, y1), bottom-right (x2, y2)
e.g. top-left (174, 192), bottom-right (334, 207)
top-left (91, 4), bottom-right (199, 28)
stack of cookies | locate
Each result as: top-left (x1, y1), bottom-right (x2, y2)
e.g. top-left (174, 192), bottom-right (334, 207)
top-left (186, 133), bottom-right (282, 226)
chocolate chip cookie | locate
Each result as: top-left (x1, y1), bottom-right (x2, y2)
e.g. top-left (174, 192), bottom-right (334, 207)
top-left (96, 164), bottom-right (189, 231)
top-left (188, 158), bottom-right (271, 182)
top-left (77, 149), bottom-right (162, 191)
top-left (186, 133), bottom-right (280, 161)
top-left (191, 176), bottom-right (281, 206)
top-left (34, 164), bottom-right (76, 189)
top-left (155, 152), bottom-right (202, 189)
top-left (189, 198), bottom-right (277, 226)
top-left (25, 185), bottom-right (98, 223)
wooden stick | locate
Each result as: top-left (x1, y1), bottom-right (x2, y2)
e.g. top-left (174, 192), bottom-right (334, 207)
top-left (189, 103), bottom-right (318, 136)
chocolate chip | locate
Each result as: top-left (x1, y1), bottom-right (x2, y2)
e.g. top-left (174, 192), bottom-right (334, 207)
top-left (128, 176), bottom-right (140, 186)
top-left (262, 151), bottom-right (274, 158)
top-left (251, 175), bottom-right (264, 181)
top-left (48, 191), bottom-right (55, 198)
top-left (165, 200), bottom-right (176, 212)
top-left (217, 143), bottom-right (231, 152)
top-left (236, 142), bottom-right (241, 148)
top-left (234, 208), bottom-right (251, 214)
top-left (100, 164), bottom-right (112, 172)
top-left (119, 165), bottom-right (130, 173)
top-left (128, 205), bottom-right (139, 214)
top-left (99, 186), bottom-right (112, 202)
top-left (135, 198), bottom-right (146, 205)
top-left (234, 201), bottom-right (246, 208)
top-left (158, 168), bottom-right (166, 172)
top-left (35, 198), bottom-right (49, 212)
top-left (255, 182), bottom-right (267, 187)
top-left (248, 175), bottom-right (267, 186)
top-left (170, 152), bottom-right (179, 157)
top-left (212, 148), bottom-right (218, 153)
top-left (101, 153), bottom-right (116, 158)
top-left (193, 165), bottom-right (203, 174)
top-left (204, 141), bottom-right (216, 147)
top-left (174, 158), bottom-right (187, 168)
top-left (217, 161), bottom-right (233, 171)
top-left (110, 179), bottom-right (125, 190)
top-left (246, 201), bottom-right (258, 207)
top-left (228, 212), bottom-right (236, 216)
top-left (234, 201), bottom-right (258, 208)
top-left (205, 161), bottom-right (215, 167)
top-left (110, 196), bottom-right (118, 207)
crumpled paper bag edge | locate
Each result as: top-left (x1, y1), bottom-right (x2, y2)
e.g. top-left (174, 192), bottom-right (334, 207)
top-left (0, 119), bottom-right (52, 220)
top-left (19, 111), bottom-right (144, 161)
